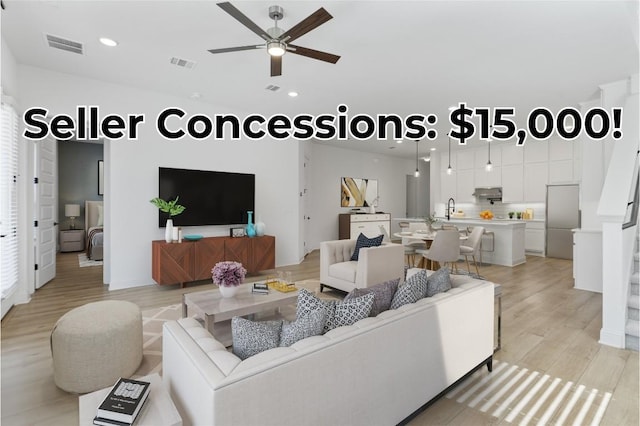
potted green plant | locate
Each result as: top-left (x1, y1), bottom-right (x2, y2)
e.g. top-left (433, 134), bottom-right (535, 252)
top-left (508, 211), bottom-right (515, 219)
top-left (150, 197), bottom-right (186, 242)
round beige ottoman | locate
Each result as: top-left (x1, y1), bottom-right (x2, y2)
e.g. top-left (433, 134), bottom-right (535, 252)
top-left (51, 300), bottom-right (143, 393)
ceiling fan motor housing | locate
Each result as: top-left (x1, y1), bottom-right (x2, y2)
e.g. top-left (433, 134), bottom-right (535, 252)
top-left (268, 5), bottom-right (284, 21)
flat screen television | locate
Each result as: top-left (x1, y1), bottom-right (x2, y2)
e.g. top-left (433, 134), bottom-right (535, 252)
top-left (158, 167), bottom-right (255, 227)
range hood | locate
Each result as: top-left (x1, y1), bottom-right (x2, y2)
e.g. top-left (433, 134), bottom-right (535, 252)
top-left (473, 187), bottom-right (503, 200)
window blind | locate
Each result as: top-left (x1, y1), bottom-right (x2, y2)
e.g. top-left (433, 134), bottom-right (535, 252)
top-left (1, 102), bottom-right (19, 299)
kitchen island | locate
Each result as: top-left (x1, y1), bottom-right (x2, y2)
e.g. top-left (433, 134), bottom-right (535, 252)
top-left (434, 218), bottom-right (527, 267)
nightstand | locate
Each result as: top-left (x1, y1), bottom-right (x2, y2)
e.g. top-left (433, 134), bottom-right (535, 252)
top-left (60, 229), bottom-right (85, 252)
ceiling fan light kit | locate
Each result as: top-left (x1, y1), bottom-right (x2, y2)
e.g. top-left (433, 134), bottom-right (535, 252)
top-left (209, 2), bottom-right (340, 76)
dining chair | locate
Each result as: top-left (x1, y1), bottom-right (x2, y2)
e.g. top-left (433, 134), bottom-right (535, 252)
top-left (402, 222), bottom-right (428, 267)
top-left (460, 226), bottom-right (485, 276)
top-left (416, 229), bottom-right (461, 273)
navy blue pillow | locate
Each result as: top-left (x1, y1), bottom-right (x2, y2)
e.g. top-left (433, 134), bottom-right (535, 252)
top-left (350, 233), bottom-right (384, 261)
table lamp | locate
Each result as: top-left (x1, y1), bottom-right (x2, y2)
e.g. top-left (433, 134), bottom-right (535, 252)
top-left (65, 204), bottom-right (80, 230)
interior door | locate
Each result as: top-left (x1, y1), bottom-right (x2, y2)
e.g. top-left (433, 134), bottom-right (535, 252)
top-left (303, 155), bottom-right (311, 255)
top-left (406, 175), bottom-right (417, 217)
top-left (35, 137), bottom-right (57, 288)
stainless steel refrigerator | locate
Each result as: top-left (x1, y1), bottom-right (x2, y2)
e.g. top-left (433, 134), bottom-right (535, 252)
top-left (546, 184), bottom-right (580, 259)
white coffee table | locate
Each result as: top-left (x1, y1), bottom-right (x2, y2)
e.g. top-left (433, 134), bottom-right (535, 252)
top-left (78, 373), bottom-right (181, 426)
top-left (182, 282), bottom-right (299, 346)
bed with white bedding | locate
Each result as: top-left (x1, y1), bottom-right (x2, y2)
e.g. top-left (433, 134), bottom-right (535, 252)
top-left (85, 201), bottom-right (104, 261)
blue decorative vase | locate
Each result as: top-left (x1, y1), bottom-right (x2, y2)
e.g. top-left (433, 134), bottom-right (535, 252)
top-left (246, 211), bottom-right (256, 237)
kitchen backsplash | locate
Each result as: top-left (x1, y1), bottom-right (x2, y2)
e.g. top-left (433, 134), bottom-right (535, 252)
top-left (433, 202), bottom-right (546, 220)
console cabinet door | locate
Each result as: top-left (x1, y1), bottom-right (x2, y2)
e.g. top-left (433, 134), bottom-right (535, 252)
top-left (194, 238), bottom-right (225, 280)
top-left (152, 241), bottom-right (195, 285)
top-left (251, 235), bottom-right (276, 273)
top-left (224, 237), bottom-right (251, 269)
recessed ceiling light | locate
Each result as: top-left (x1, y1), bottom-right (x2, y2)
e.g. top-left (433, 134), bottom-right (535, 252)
top-left (396, 139), bottom-right (403, 144)
top-left (99, 37), bottom-right (118, 47)
top-left (422, 155), bottom-right (431, 162)
top-left (190, 92), bottom-right (201, 99)
top-left (288, 91), bottom-right (298, 97)
top-left (430, 147), bottom-right (437, 151)
top-left (448, 105), bottom-right (456, 111)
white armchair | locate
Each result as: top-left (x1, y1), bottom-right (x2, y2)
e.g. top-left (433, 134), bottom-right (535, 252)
top-left (320, 239), bottom-right (405, 293)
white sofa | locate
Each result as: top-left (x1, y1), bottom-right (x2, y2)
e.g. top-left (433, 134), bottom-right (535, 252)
top-left (162, 271), bottom-right (495, 426)
top-left (319, 239), bottom-right (405, 293)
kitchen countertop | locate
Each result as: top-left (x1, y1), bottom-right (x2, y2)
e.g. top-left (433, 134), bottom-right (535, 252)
top-left (435, 217), bottom-right (545, 223)
top-left (434, 217), bottom-right (533, 228)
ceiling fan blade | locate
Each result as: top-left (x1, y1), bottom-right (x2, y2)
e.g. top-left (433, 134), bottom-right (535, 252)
top-left (217, 2), bottom-right (271, 41)
top-left (287, 44), bottom-right (340, 64)
top-left (208, 45), bottom-right (263, 54)
top-left (279, 7), bottom-right (332, 43)
top-left (271, 56), bottom-right (282, 77)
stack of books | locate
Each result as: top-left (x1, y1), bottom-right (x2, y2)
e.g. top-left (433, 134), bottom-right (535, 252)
top-left (93, 378), bottom-right (151, 426)
top-left (252, 282), bottom-right (269, 294)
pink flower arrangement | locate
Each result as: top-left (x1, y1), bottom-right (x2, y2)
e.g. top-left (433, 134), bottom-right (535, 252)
top-left (211, 261), bottom-right (247, 287)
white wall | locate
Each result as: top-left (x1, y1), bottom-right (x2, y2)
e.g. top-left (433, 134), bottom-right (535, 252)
top-left (17, 65), bottom-right (301, 290)
top-left (307, 142), bottom-right (416, 250)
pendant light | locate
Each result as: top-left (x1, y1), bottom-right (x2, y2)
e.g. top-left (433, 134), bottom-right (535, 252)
top-left (446, 135), bottom-right (453, 175)
top-left (414, 140), bottom-right (420, 178)
top-left (485, 137), bottom-right (493, 171)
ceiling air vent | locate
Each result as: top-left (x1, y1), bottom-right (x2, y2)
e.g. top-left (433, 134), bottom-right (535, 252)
top-left (45, 34), bottom-right (83, 55)
top-left (265, 85), bottom-right (280, 92)
top-left (170, 57), bottom-right (196, 69)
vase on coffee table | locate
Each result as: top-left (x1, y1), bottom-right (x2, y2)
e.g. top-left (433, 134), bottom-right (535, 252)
top-left (218, 284), bottom-right (239, 298)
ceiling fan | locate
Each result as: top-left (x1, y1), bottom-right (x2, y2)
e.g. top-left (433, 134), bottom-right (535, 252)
top-left (208, 2), bottom-right (340, 77)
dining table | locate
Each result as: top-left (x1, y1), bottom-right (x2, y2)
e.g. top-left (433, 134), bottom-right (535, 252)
top-left (393, 230), bottom-right (468, 270)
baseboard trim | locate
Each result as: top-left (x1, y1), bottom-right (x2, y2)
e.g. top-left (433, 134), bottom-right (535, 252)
top-left (599, 329), bottom-right (626, 348)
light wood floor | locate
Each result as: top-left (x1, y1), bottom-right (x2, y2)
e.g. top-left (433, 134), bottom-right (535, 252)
top-left (1, 252), bottom-right (638, 425)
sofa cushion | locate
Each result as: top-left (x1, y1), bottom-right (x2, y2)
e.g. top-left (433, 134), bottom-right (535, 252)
top-left (231, 317), bottom-right (283, 360)
top-left (350, 233), bottom-right (384, 261)
top-left (344, 278), bottom-right (400, 317)
top-left (328, 261), bottom-right (357, 282)
top-left (390, 269), bottom-right (429, 309)
top-left (297, 288), bottom-right (374, 332)
top-left (280, 308), bottom-right (327, 347)
top-left (426, 267), bottom-right (452, 297)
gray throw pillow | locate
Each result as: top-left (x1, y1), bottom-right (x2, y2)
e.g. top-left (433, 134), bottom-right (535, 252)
top-left (231, 317), bottom-right (283, 360)
top-left (426, 267), bottom-right (451, 297)
top-left (390, 269), bottom-right (428, 309)
top-left (344, 278), bottom-right (400, 317)
top-left (279, 309), bottom-right (327, 347)
top-left (297, 288), bottom-right (374, 332)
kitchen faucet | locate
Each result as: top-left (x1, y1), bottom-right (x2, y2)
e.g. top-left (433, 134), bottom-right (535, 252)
top-left (446, 198), bottom-right (455, 221)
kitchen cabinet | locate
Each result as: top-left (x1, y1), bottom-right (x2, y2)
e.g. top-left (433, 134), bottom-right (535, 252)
top-left (456, 150), bottom-right (475, 170)
top-left (524, 221), bottom-right (545, 255)
top-left (475, 166), bottom-right (502, 188)
top-left (501, 144), bottom-right (524, 165)
top-left (456, 169), bottom-right (475, 202)
top-left (501, 164), bottom-right (524, 202)
top-left (524, 163), bottom-right (548, 202)
top-left (339, 213), bottom-right (391, 239)
top-left (524, 140), bottom-right (549, 163)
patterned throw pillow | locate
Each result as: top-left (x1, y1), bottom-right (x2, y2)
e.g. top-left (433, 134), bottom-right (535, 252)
top-left (426, 267), bottom-right (452, 297)
top-left (231, 317), bottom-right (283, 360)
top-left (297, 288), bottom-right (337, 333)
top-left (279, 309), bottom-right (327, 347)
top-left (333, 292), bottom-right (375, 329)
top-left (297, 288), bottom-right (374, 332)
top-left (350, 233), bottom-right (384, 261)
top-left (390, 269), bottom-right (429, 309)
top-left (344, 278), bottom-right (400, 317)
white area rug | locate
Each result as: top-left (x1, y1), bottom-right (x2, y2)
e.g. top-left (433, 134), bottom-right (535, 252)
top-left (78, 253), bottom-right (103, 267)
